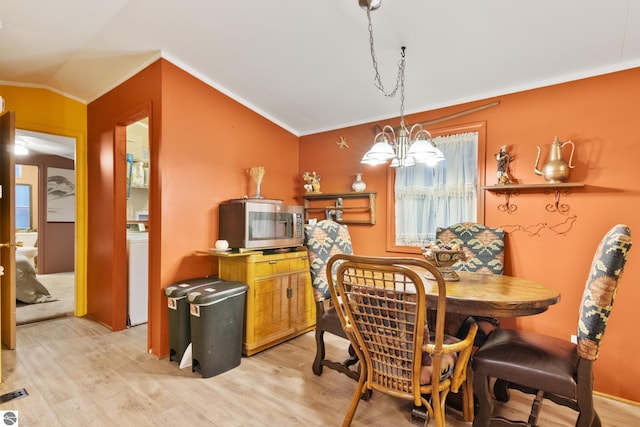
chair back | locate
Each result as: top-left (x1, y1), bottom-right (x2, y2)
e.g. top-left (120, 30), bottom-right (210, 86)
top-left (327, 255), bottom-right (452, 403)
top-left (436, 222), bottom-right (505, 275)
top-left (304, 220), bottom-right (353, 302)
top-left (577, 224), bottom-right (632, 360)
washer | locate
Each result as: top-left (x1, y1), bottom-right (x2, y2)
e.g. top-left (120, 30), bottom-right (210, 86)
top-left (127, 231), bottom-right (149, 326)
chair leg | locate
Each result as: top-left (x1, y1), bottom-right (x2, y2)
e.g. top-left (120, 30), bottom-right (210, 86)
top-left (342, 373), bottom-right (367, 426)
top-left (312, 328), bottom-right (325, 375)
top-left (463, 366), bottom-right (475, 422)
top-left (344, 344), bottom-right (359, 367)
top-left (431, 390), bottom-right (446, 427)
top-left (411, 403), bottom-right (430, 425)
top-left (472, 371), bottom-right (494, 427)
top-left (493, 378), bottom-right (511, 402)
top-left (575, 361), bottom-right (598, 427)
top-left (527, 390), bottom-right (545, 426)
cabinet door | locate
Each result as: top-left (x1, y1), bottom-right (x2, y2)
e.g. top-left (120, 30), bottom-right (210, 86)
top-left (253, 276), bottom-right (289, 343)
top-left (289, 271), bottom-right (314, 330)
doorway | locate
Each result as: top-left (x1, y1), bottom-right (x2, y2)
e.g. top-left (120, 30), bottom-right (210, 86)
top-left (14, 130), bottom-right (76, 325)
top-left (125, 118), bottom-right (149, 329)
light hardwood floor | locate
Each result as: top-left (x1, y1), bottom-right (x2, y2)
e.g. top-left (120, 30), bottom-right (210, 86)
top-left (1, 317), bottom-right (639, 426)
top-left (16, 272), bottom-right (75, 325)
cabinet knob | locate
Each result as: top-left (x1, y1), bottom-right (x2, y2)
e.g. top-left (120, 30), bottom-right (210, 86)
top-left (269, 260), bottom-right (278, 265)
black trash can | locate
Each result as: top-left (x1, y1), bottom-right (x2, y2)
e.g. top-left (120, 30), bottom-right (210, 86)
top-left (188, 281), bottom-right (249, 378)
top-left (164, 276), bottom-right (222, 363)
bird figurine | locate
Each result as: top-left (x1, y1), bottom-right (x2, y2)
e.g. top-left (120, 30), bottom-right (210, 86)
top-left (336, 136), bottom-right (349, 149)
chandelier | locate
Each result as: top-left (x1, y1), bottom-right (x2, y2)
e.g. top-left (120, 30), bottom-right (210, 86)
top-left (358, 0), bottom-right (444, 168)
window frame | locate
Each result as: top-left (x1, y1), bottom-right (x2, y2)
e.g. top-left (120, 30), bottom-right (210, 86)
top-left (385, 121), bottom-right (487, 254)
top-left (15, 183), bottom-right (33, 230)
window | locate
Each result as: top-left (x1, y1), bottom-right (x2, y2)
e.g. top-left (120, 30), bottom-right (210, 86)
top-left (15, 184), bottom-right (32, 230)
top-left (386, 122), bottom-right (486, 253)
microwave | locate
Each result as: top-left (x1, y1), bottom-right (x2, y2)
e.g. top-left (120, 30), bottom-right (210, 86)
top-left (219, 199), bottom-right (304, 251)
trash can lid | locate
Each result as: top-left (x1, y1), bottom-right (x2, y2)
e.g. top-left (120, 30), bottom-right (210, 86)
top-left (187, 281), bottom-right (249, 306)
top-left (164, 276), bottom-right (222, 298)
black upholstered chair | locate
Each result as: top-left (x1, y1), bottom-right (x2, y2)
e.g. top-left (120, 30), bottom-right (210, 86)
top-left (472, 224), bottom-right (632, 427)
top-left (304, 220), bottom-right (359, 380)
top-left (435, 222), bottom-right (505, 420)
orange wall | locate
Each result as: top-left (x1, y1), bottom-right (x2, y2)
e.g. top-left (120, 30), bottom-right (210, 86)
top-left (299, 67), bottom-right (640, 402)
top-left (87, 62), bottom-right (161, 334)
top-left (14, 64), bottom-right (639, 401)
top-left (87, 59), bottom-right (300, 356)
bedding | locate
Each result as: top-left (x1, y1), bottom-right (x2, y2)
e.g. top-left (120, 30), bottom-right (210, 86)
top-left (16, 252), bottom-right (56, 304)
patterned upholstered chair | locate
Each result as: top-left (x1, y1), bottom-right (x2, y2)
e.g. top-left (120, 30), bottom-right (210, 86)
top-left (472, 224), bottom-right (632, 427)
top-left (436, 222), bottom-right (505, 276)
top-left (434, 222), bottom-right (505, 420)
top-left (304, 220), bottom-right (359, 380)
top-left (435, 222), bottom-right (505, 341)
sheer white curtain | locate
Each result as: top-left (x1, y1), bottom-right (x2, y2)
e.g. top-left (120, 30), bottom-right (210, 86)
top-left (395, 131), bottom-right (478, 246)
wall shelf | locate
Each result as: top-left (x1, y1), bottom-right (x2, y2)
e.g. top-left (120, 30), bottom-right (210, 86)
top-left (482, 183), bottom-right (584, 213)
top-left (302, 192), bottom-right (376, 225)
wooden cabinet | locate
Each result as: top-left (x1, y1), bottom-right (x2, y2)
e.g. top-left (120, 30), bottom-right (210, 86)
top-left (214, 249), bottom-right (315, 356)
top-left (302, 191), bottom-right (376, 224)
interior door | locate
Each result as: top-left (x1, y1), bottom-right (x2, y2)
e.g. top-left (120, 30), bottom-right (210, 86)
top-left (0, 111), bottom-right (17, 357)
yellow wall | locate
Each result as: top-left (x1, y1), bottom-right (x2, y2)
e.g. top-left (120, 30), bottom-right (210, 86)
top-left (0, 85), bottom-right (87, 315)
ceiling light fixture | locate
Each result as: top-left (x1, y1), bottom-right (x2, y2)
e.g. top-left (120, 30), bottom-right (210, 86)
top-left (14, 143), bottom-right (29, 156)
top-left (359, 0), bottom-right (444, 168)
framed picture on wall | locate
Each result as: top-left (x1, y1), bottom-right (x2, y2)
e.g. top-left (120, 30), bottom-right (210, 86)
top-left (47, 167), bottom-right (75, 222)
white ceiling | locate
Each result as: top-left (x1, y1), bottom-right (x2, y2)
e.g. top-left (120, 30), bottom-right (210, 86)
top-left (14, 129), bottom-right (76, 160)
top-left (2, 0), bottom-right (640, 138)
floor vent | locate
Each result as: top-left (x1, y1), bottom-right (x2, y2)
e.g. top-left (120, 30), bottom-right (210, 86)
top-left (0, 389), bottom-right (28, 404)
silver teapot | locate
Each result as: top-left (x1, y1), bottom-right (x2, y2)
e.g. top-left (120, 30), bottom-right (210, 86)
top-left (534, 137), bottom-right (575, 183)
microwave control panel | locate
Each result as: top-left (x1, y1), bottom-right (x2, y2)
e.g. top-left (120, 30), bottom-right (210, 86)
top-left (295, 213), bottom-right (303, 238)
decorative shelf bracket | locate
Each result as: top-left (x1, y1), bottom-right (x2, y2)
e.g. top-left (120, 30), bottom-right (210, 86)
top-left (482, 183), bottom-right (584, 214)
top-left (545, 188), bottom-right (572, 213)
top-left (497, 190), bottom-right (519, 214)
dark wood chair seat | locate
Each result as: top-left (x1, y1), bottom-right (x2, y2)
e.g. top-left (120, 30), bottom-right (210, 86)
top-left (474, 328), bottom-right (579, 398)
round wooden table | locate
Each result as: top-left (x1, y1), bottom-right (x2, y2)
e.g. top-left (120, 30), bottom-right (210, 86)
top-left (420, 270), bottom-right (561, 317)
top-left (409, 267), bottom-right (560, 423)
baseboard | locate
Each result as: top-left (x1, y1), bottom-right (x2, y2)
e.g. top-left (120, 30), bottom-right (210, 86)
top-left (594, 391), bottom-right (640, 407)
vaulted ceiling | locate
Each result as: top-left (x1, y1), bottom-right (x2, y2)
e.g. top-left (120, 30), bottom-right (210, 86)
top-left (2, 1), bottom-right (640, 136)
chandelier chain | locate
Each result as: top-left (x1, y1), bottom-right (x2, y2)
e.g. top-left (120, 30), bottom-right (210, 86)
top-left (359, 0), bottom-right (444, 168)
top-left (366, 7), bottom-right (405, 100)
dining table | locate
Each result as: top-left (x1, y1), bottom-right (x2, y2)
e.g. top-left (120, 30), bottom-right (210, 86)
top-left (404, 266), bottom-right (561, 423)
top-left (416, 269), bottom-right (561, 318)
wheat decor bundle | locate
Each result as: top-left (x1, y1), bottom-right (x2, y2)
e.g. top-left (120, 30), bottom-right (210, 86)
top-left (249, 166), bottom-right (265, 198)
top-left (249, 166), bottom-right (265, 185)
